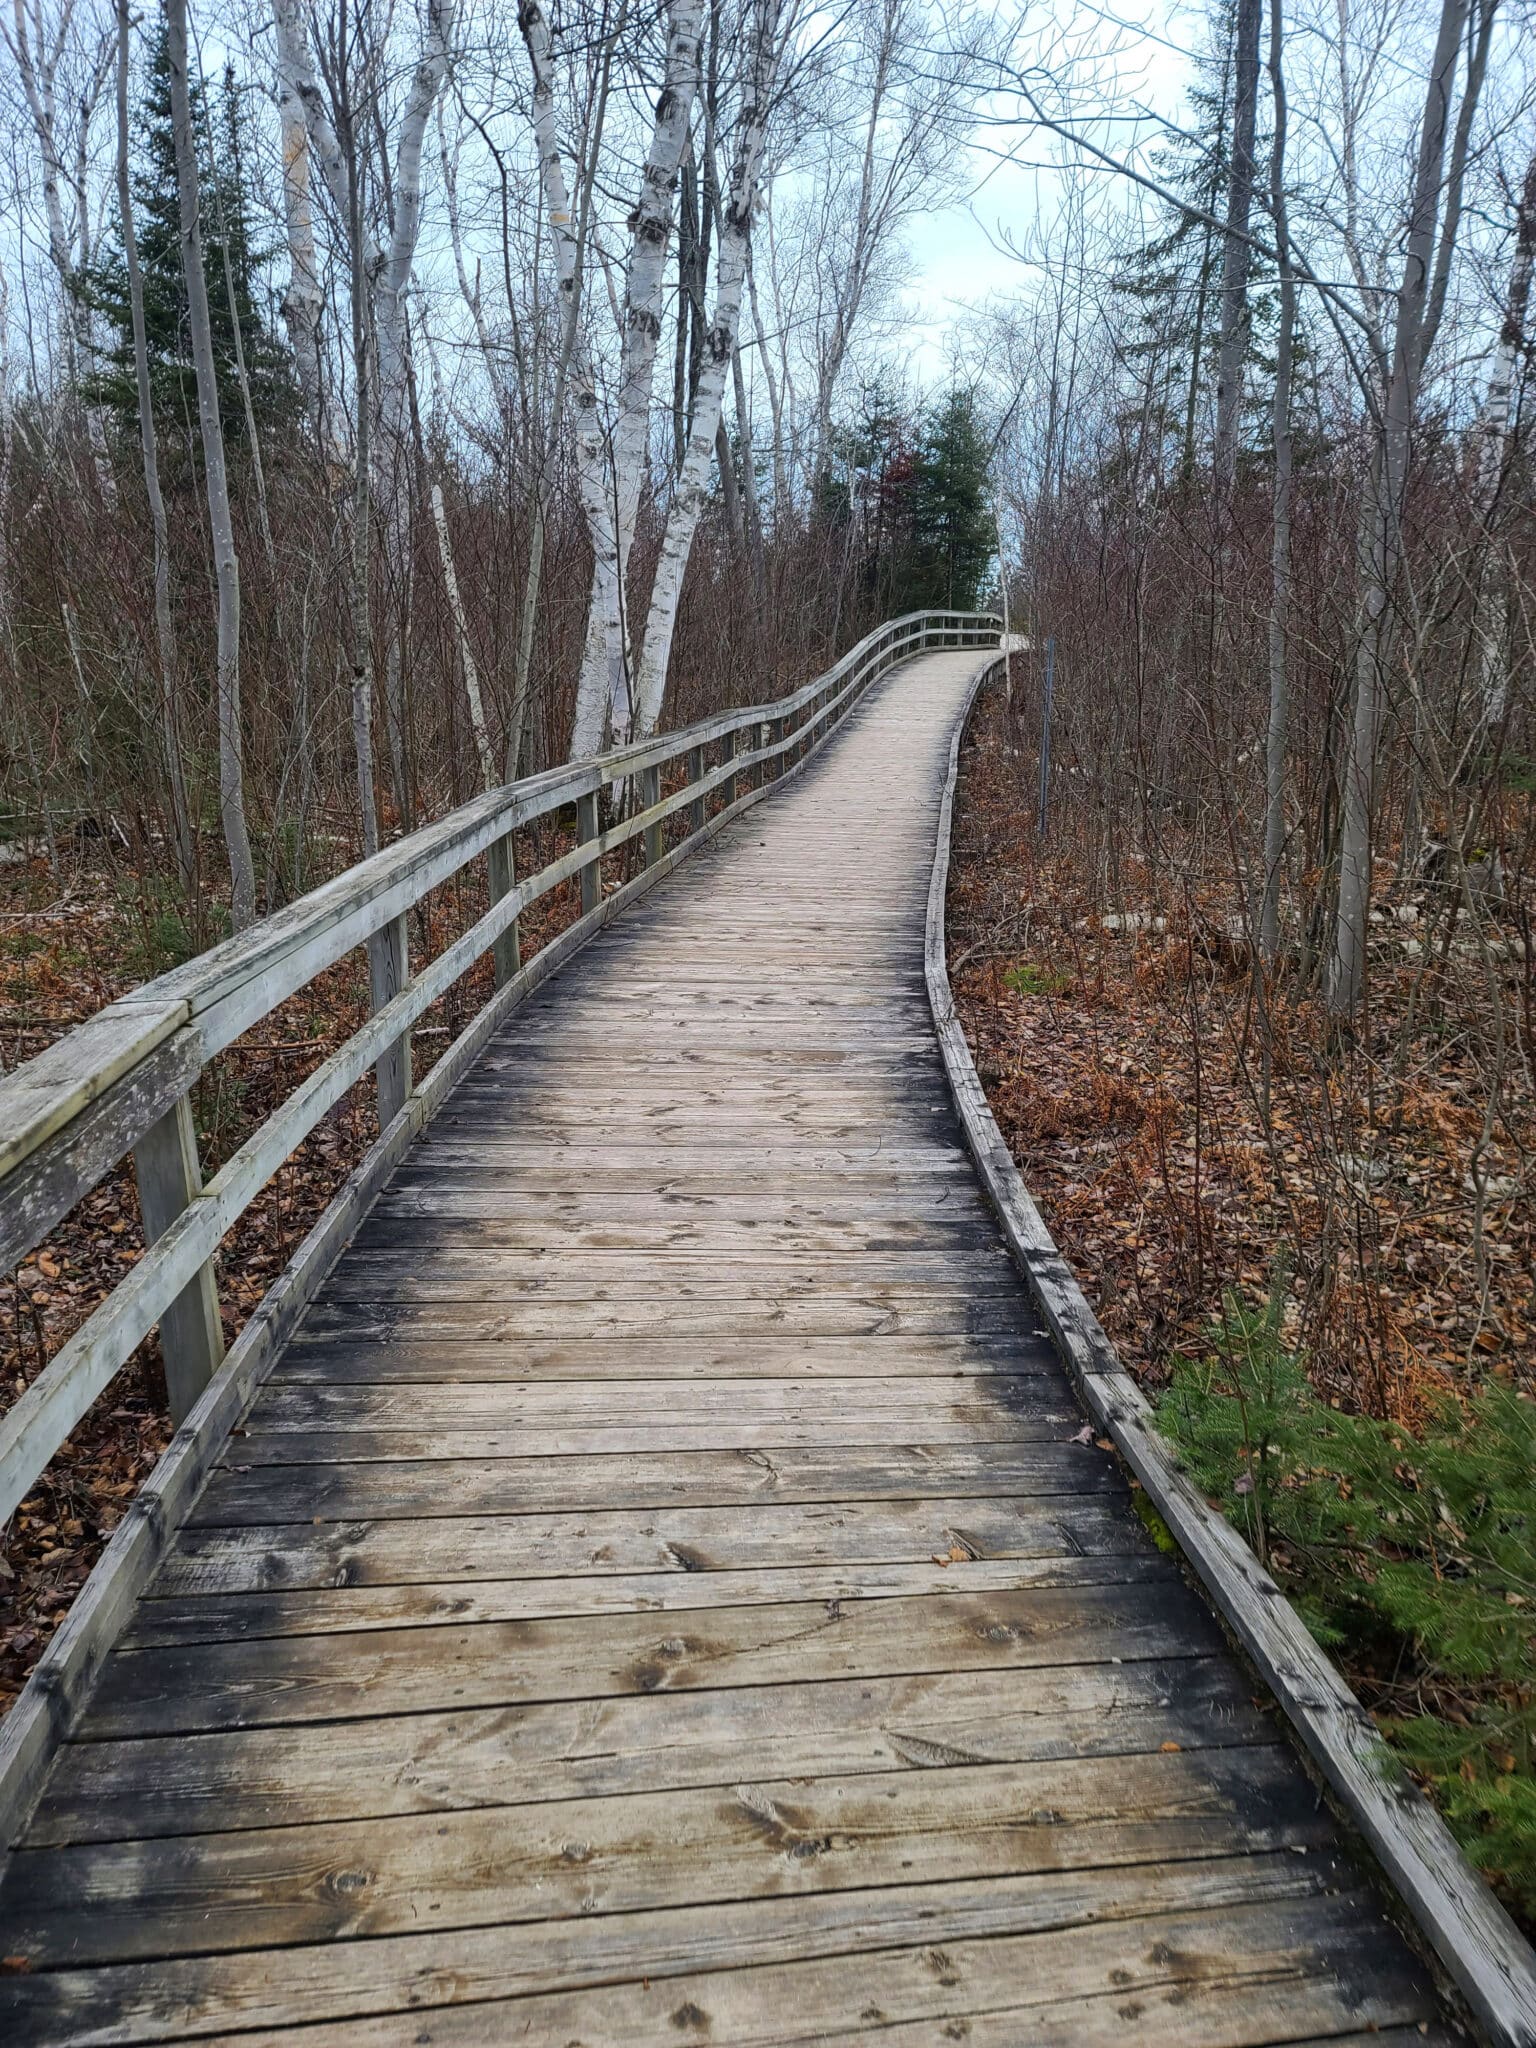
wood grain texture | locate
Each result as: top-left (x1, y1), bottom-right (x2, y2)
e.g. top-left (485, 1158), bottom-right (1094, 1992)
top-left (0, 642), bottom-right (1475, 2048)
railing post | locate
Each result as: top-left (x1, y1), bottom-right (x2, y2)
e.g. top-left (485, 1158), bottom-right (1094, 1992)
top-left (688, 745), bottom-right (705, 835)
top-left (769, 716), bottom-right (785, 780)
top-left (641, 763), bottom-right (662, 867)
top-left (486, 830), bottom-right (521, 988)
top-left (369, 914), bottom-right (411, 1128)
top-left (577, 788), bottom-right (601, 913)
top-left (133, 1094), bottom-right (223, 1423)
top-left (722, 729), bottom-right (737, 807)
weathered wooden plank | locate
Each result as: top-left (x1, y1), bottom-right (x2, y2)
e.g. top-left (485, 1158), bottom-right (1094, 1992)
top-left (26, 1656), bottom-right (1257, 1847)
top-left (0, 1028), bottom-right (202, 1277)
top-left (272, 1333), bottom-right (1058, 1382)
top-left (76, 1583), bottom-right (1221, 1736)
top-left (0, 1746), bottom-right (1325, 1966)
top-left (190, 1441), bottom-right (1124, 1526)
top-left (153, 1491), bottom-right (1142, 1594)
top-left (288, 1298), bottom-right (1044, 1339)
top-left (0, 1860), bottom-right (1430, 2047)
top-left (320, 1255), bottom-right (1021, 1299)
top-left (131, 1094), bottom-right (224, 1423)
top-left (247, 1377), bottom-right (1067, 1428)
top-left (120, 1555), bottom-right (1176, 1649)
top-left (0, 996), bottom-right (188, 1185)
top-left (147, 1895), bottom-right (1444, 2048)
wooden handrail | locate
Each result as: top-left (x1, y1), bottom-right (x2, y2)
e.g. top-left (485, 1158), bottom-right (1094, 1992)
top-left (0, 611), bottom-right (999, 1524)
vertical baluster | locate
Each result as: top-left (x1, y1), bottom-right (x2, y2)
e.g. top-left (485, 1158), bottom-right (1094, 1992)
top-left (133, 1094), bottom-right (223, 1422)
top-left (369, 914), bottom-right (411, 1127)
top-left (641, 762), bottom-right (662, 866)
top-left (577, 789), bottom-right (601, 913)
top-left (688, 746), bottom-right (705, 834)
top-left (722, 729), bottom-right (737, 807)
top-left (487, 829), bottom-right (521, 987)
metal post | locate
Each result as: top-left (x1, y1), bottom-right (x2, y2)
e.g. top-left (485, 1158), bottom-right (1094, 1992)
top-left (1038, 634), bottom-right (1056, 837)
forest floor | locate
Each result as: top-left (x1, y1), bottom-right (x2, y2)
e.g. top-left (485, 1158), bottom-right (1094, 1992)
top-left (947, 663), bottom-right (1536, 1926)
top-left (947, 667), bottom-right (1533, 1414)
top-left (0, 828), bottom-right (587, 1715)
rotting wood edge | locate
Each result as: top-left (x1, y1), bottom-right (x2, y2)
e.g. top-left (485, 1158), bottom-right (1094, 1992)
top-left (923, 652), bottom-right (1536, 2048)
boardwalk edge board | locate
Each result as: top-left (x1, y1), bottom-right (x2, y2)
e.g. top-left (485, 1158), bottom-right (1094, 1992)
top-left (924, 655), bottom-right (1536, 2048)
top-left (0, 618), bottom-right (993, 1861)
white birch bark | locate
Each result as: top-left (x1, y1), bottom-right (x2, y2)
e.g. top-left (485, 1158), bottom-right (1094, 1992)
top-left (5, 0), bottom-right (116, 503)
top-left (430, 482), bottom-right (497, 793)
top-left (519, 0), bottom-right (625, 764)
top-left (166, 0), bottom-right (254, 930)
top-left (271, 0), bottom-right (329, 445)
top-left (568, 0), bottom-right (704, 755)
top-left (632, 0), bottom-right (785, 739)
top-left (1470, 149), bottom-right (1536, 725)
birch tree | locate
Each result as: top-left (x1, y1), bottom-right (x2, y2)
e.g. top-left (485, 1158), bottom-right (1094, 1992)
top-left (1470, 145), bottom-right (1536, 725)
top-left (566, 0), bottom-right (704, 758)
top-left (271, 0), bottom-right (329, 443)
top-left (633, 0), bottom-right (789, 736)
top-left (166, 0), bottom-right (255, 929)
top-left (4, 0), bottom-right (116, 500)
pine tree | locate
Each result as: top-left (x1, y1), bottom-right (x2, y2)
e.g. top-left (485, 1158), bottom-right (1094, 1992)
top-left (905, 390), bottom-right (993, 611)
top-left (78, 30), bottom-right (292, 447)
top-left (1110, 0), bottom-right (1278, 478)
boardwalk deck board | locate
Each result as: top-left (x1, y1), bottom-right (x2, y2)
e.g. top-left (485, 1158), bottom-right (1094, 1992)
top-left (0, 649), bottom-right (1464, 2044)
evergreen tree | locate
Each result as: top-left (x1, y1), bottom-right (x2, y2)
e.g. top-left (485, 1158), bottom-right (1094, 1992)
top-left (1110, 0), bottom-right (1278, 478)
top-left (78, 30), bottom-right (292, 447)
top-left (904, 389), bottom-right (993, 611)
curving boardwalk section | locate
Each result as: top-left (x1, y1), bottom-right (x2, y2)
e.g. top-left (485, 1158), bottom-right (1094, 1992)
top-left (0, 651), bottom-right (1458, 2044)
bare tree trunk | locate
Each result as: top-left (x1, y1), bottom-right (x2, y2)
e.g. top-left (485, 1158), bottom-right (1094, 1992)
top-left (430, 482), bottom-right (496, 792)
top-left (115, 0), bottom-right (193, 889)
top-left (1260, 0), bottom-right (1296, 965)
top-left (569, 0), bottom-right (704, 754)
top-left (278, 0), bottom-right (455, 832)
top-left (1471, 148), bottom-right (1536, 725)
top-left (515, 0), bottom-right (614, 772)
top-left (166, 0), bottom-right (254, 930)
top-left (5, 0), bottom-right (117, 505)
top-left (271, 0), bottom-right (328, 444)
top-left (1328, 0), bottom-right (1492, 1017)
top-left (633, 0), bottom-right (784, 737)
top-left (732, 332), bottom-right (767, 598)
top-left (1213, 0), bottom-right (1262, 492)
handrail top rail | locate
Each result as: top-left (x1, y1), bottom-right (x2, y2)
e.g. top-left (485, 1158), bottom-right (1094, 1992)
top-left (0, 611), bottom-right (999, 1184)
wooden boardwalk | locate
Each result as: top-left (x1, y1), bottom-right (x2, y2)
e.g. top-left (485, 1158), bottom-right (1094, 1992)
top-left (0, 650), bottom-right (1459, 2044)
